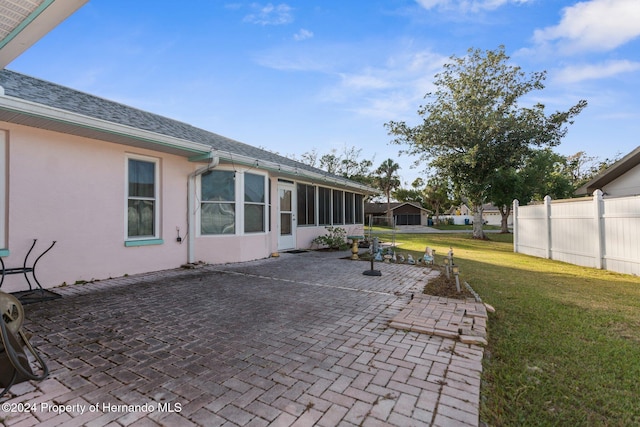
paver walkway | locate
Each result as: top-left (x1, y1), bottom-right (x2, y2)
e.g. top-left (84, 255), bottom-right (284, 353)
top-left (1, 250), bottom-right (486, 426)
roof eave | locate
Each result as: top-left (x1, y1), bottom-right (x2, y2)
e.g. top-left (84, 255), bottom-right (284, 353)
top-left (575, 145), bottom-right (640, 195)
top-left (0, 92), bottom-right (213, 161)
top-left (0, 93), bottom-right (378, 194)
top-left (0, 0), bottom-right (89, 68)
top-left (214, 151), bottom-right (378, 194)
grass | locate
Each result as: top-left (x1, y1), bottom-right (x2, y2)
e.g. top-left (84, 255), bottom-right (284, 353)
top-left (374, 231), bottom-right (640, 426)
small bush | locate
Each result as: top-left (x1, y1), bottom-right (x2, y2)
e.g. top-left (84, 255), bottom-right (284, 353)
top-left (312, 226), bottom-right (348, 250)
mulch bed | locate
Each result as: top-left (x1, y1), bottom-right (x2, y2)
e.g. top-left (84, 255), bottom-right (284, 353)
top-left (423, 270), bottom-right (476, 299)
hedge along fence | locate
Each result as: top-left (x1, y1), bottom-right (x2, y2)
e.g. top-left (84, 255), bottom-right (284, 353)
top-left (513, 190), bottom-right (640, 276)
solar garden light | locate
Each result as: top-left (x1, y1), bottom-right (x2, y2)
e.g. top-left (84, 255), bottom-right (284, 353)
top-left (443, 257), bottom-right (450, 279)
top-left (452, 264), bottom-right (461, 293)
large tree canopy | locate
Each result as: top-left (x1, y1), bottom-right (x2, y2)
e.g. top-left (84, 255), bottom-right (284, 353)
top-left (386, 46), bottom-right (587, 238)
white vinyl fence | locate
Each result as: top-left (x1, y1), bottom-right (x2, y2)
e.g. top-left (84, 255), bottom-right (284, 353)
top-left (513, 190), bottom-right (640, 275)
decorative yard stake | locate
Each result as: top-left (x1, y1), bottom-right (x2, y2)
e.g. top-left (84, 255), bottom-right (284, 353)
top-left (443, 257), bottom-right (450, 279)
top-left (452, 265), bottom-right (461, 293)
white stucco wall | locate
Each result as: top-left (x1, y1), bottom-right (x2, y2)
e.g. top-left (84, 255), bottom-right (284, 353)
top-left (2, 123), bottom-right (194, 290)
top-left (1, 124), bottom-right (367, 291)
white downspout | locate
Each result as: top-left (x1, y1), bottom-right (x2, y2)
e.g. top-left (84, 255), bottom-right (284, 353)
top-left (187, 155), bottom-right (220, 263)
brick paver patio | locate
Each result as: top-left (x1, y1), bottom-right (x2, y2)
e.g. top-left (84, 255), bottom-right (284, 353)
top-left (1, 250), bottom-right (486, 426)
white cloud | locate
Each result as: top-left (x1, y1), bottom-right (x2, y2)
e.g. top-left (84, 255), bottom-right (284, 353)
top-left (415, 0), bottom-right (532, 13)
top-left (554, 59), bottom-right (640, 83)
top-left (321, 50), bottom-right (449, 119)
top-left (243, 3), bottom-right (293, 25)
top-left (533, 0), bottom-right (640, 53)
top-left (293, 28), bottom-right (313, 41)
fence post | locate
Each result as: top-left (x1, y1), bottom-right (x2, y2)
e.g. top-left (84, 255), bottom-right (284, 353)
top-left (544, 195), bottom-right (552, 259)
top-left (593, 190), bottom-right (604, 269)
top-left (512, 199), bottom-right (519, 253)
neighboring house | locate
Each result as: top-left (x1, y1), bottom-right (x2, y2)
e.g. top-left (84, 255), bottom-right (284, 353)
top-left (364, 202), bottom-right (430, 226)
top-left (0, 68), bottom-right (375, 291)
top-left (576, 146), bottom-right (640, 197)
top-left (481, 203), bottom-right (513, 227)
top-left (442, 203), bottom-right (512, 226)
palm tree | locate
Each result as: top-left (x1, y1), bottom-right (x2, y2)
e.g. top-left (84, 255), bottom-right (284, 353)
top-left (375, 159), bottom-right (401, 225)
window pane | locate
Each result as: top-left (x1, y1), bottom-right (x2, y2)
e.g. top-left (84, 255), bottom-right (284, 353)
top-left (245, 204), bottom-right (265, 232)
top-left (333, 190), bottom-right (344, 224)
top-left (318, 187), bottom-right (331, 225)
top-left (129, 159), bottom-right (155, 198)
top-left (307, 185), bottom-right (315, 225)
top-left (202, 170), bottom-right (235, 201)
top-left (280, 213), bottom-right (292, 235)
top-left (201, 203), bottom-right (235, 234)
top-left (245, 173), bottom-right (265, 203)
top-left (280, 189), bottom-right (291, 211)
top-left (297, 184), bottom-right (307, 225)
top-left (355, 194), bottom-right (364, 223)
top-left (296, 183), bottom-right (315, 226)
top-left (128, 200), bottom-right (154, 237)
top-left (345, 192), bottom-right (354, 224)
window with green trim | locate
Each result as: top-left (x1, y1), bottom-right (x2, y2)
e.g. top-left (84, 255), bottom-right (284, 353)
top-left (127, 156), bottom-right (159, 240)
top-left (0, 131), bottom-right (6, 250)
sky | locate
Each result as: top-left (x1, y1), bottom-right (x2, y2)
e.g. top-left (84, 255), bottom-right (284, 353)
top-left (8, 0), bottom-right (640, 186)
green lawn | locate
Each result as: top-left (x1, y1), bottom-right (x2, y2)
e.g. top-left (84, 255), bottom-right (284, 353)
top-left (373, 231), bottom-right (640, 426)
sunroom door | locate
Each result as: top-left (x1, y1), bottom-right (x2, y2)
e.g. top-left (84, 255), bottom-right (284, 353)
top-left (277, 182), bottom-right (296, 250)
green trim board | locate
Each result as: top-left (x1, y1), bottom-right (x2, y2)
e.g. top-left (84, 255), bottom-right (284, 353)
top-left (0, 249), bottom-right (10, 257)
top-left (124, 239), bottom-right (164, 247)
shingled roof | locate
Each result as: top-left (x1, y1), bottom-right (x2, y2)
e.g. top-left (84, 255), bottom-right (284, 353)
top-left (0, 69), bottom-right (375, 193)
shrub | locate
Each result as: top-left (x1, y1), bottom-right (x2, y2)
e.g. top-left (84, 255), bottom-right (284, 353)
top-left (312, 226), bottom-right (348, 250)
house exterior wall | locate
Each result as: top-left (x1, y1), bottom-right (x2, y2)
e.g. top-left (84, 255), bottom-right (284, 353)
top-left (601, 164), bottom-right (640, 197)
top-left (1, 123), bottom-right (367, 291)
top-left (1, 123), bottom-right (194, 291)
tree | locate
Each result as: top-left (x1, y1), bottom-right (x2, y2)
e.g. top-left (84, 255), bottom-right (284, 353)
top-left (393, 178), bottom-right (426, 205)
top-left (564, 151), bottom-right (620, 190)
top-left (319, 152), bottom-right (341, 175)
top-left (423, 176), bottom-right (453, 225)
top-left (374, 159), bottom-right (401, 224)
top-left (485, 149), bottom-right (574, 233)
top-left (296, 145), bottom-right (375, 186)
top-left (521, 149), bottom-right (575, 201)
top-left (386, 46), bottom-right (587, 239)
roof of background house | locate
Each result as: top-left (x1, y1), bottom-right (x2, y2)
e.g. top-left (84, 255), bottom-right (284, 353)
top-left (365, 201), bottom-right (430, 214)
top-left (0, 69), bottom-right (376, 193)
top-left (576, 145), bottom-right (640, 196)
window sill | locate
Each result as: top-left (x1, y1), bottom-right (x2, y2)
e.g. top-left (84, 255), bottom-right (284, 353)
top-left (125, 239), bottom-right (164, 247)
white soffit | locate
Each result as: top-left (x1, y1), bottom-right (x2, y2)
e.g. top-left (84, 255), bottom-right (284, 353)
top-left (0, 0), bottom-right (88, 68)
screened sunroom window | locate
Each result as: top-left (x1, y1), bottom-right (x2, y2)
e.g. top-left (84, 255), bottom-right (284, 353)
top-left (201, 170), bottom-right (236, 234)
top-left (332, 190), bottom-right (344, 225)
top-left (318, 186), bottom-right (331, 225)
top-left (297, 183), bottom-right (316, 226)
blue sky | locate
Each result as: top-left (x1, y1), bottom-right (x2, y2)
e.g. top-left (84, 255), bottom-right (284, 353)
top-left (9, 0), bottom-right (640, 185)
